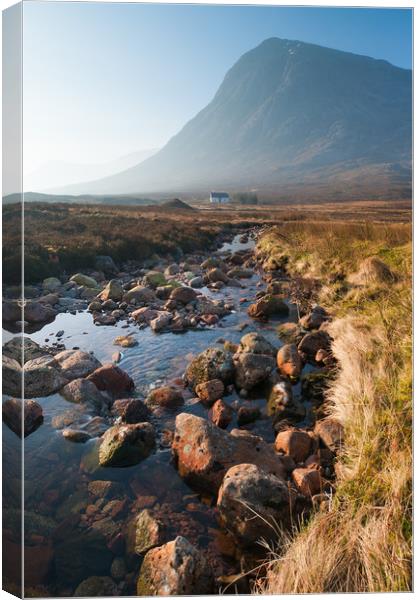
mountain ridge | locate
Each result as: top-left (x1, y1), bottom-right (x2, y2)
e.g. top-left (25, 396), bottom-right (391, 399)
top-left (48, 38), bottom-right (413, 199)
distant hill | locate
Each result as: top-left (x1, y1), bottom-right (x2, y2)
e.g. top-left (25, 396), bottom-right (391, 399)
top-left (2, 192), bottom-right (161, 206)
top-left (58, 38), bottom-right (412, 200)
top-left (161, 198), bottom-right (195, 210)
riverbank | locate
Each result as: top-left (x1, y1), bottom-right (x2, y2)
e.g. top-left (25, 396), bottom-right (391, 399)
top-left (255, 221), bottom-right (412, 593)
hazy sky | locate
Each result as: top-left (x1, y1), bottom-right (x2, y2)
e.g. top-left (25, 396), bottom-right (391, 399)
top-left (23, 2), bottom-right (412, 175)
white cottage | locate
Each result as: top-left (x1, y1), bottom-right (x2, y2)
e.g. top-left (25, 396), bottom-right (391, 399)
top-left (210, 191), bottom-right (230, 204)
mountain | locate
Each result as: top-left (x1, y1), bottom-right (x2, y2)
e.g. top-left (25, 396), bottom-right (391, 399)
top-left (25, 148), bottom-right (158, 193)
top-left (56, 38), bottom-right (412, 199)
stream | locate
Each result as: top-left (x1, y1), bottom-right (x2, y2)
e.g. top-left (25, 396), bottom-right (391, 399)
top-left (3, 231), bottom-right (319, 596)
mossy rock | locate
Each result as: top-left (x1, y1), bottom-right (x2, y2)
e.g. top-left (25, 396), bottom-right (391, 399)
top-left (143, 271), bottom-right (168, 288)
top-left (185, 347), bottom-right (234, 389)
top-left (301, 369), bottom-right (333, 406)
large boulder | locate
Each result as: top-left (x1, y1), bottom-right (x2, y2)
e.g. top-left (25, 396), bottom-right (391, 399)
top-left (146, 386), bottom-right (184, 409)
top-left (2, 398), bottom-right (43, 438)
top-left (123, 285), bottom-right (156, 304)
top-left (98, 279), bottom-right (123, 302)
top-left (169, 286), bottom-right (197, 305)
top-left (99, 422), bottom-right (155, 467)
top-left (136, 536), bottom-right (213, 596)
top-left (314, 418), bottom-right (344, 453)
top-left (24, 301), bottom-right (56, 323)
top-left (61, 378), bottom-right (110, 411)
top-left (24, 355), bottom-right (68, 397)
top-left (54, 349), bottom-right (101, 380)
top-left (274, 429), bottom-right (313, 463)
top-left (70, 273), bottom-right (98, 288)
top-left (111, 399), bottom-right (150, 423)
top-left (217, 463), bottom-right (295, 546)
top-left (248, 295), bottom-right (289, 320)
top-left (276, 344), bottom-right (303, 378)
top-left (3, 336), bottom-right (45, 364)
top-left (87, 364), bottom-right (134, 396)
top-left (172, 413), bottom-right (287, 492)
top-left (298, 331), bottom-right (331, 361)
top-left (233, 352), bottom-right (276, 391)
top-left (236, 332), bottom-right (276, 357)
top-left (185, 347), bottom-right (234, 390)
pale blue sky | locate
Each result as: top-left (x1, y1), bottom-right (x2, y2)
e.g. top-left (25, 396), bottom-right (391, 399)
top-left (23, 2), bottom-right (412, 174)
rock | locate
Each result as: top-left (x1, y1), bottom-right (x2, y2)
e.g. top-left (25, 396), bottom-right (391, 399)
top-left (301, 370), bottom-right (331, 406)
top-left (99, 422), bottom-right (155, 467)
top-left (195, 298), bottom-right (230, 317)
top-left (88, 300), bottom-right (102, 312)
top-left (292, 467), bottom-right (322, 497)
top-left (79, 285), bottom-right (101, 300)
top-left (110, 557), bottom-right (127, 581)
top-left (299, 306), bottom-right (329, 330)
top-left (233, 352), bottom-right (276, 390)
top-left (201, 257), bottom-right (226, 270)
top-left (94, 313), bottom-right (117, 326)
top-left (200, 314), bottom-right (219, 326)
top-left (132, 509), bottom-right (166, 555)
top-left (24, 301), bottom-right (56, 323)
top-left (276, 344), bottom-right (303, 378)
top-left (156, 285), bottom-right (175, 300)
top-left (24, 355), bottom-right (68, 397)
top-left (237, 406), bottom-right (260, 426)
top-left (95, 255), bottom-right (118, 274)
top-left (190, 276), bottom-right (204, 288)
top-left (150, 311), bottom-right (172, 332)
top-left (172, 413), bottom-right (287, 492)
top-left (39, 292), bottom-right (59, 305)
top-left (2, 300), bottom-right (21, 322)
top-left (143, 271), bottom-right (168, 288)
top-left (217, 463), bottom-right (295, 546)
top-left (248, 295), bottom-right (289, 320)
top-left (2, 356), bottom-right (22, 396)
top-left (102, 299), bottom-right (117, 310)
top-left (99, 279), bottom-right (124, 302)
top-left (70, 273), bottom-right (98, 288)
top-left (274, 429), bottom-right (313, 463)
top-left (267, 379), bottom-right (305, 423)
top-left (88, 364), bottom-right (135, 396)
top-left (206, 267), bottom-right (228, 284)
top-left (136, 536), bottom-right (213, 595)
top-left (227, 267), bottom-right (253, 279)
top-left (209, 399), bottom-right (233, 429)
top-left (314, 418), bottom-right (344, 453)
top-left (54, 349), bottom-right (102, 380)
top-left (42, 276), bottom-right (61, 292)
top-left (236, 332), bottom-right (276, 356)
top-left (61, 378), bottom-right (110, 411)
top-left (74, 576), bottom-right (118, 597)
top-left (62, 428), bottom-right (91, 443)
top-left (349, 256), bottom-right (396, 285)
top-left (165, 263), bottom-right (179, 276)
top-left (3, 336), bottom-right (45, 364)
top-left (123, 285), bottom-right (156, 304)
top-left (185, 347), bottom-right (234, 389)
top-left (88, 480), bottom-right (124, 499)
top-left (146, 386), bottom-right (183, 409)
top-left (169, 286), bottom-right (197, 304)
top-left (298, 331), bottom-right (331, 361)
top-left (111, 399), bottom-right (150, 423)
top-left (113, 335), bottom-right (137, 348)
top-left (2, 398), bottom-right (43, 437)
top-left (195, 379), bottom-right (224, 406)
top-left (131, 307), bottom-right (158, 323)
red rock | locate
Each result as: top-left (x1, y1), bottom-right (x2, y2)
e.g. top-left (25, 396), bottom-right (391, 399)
top-left (195, 379), bottom-right (224, 406)
top-left (314, 418), bottom-right (344, 453)
top-left (172, 413), bottom-right (287, 493)
top-left (292, 467), bottom-right (322, 497)
top-left (87, 364), bottom-right (134, 396)
top-left (274, 429), bottom-right (313, 463)
top-left (136, 536), bottom-right (213, 595)
top-left (146, 386), bottom-right (184, 408)
top-left (276, 344), bottom-right (303, 378)
top-left (111, 398), bottom-right (150, 423)
top-left (209, 399), bottom-right (233, 429)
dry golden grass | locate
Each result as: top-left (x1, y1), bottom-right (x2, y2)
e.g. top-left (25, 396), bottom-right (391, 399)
top-left (256, 222), bottom-right (412, 593)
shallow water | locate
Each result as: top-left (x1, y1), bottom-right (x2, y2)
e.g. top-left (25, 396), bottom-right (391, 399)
top-left (2, 233), bottom-right (315, 596)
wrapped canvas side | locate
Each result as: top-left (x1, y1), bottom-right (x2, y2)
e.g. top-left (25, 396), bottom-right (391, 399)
top-left (2, 2), bottom-right (24, 598)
